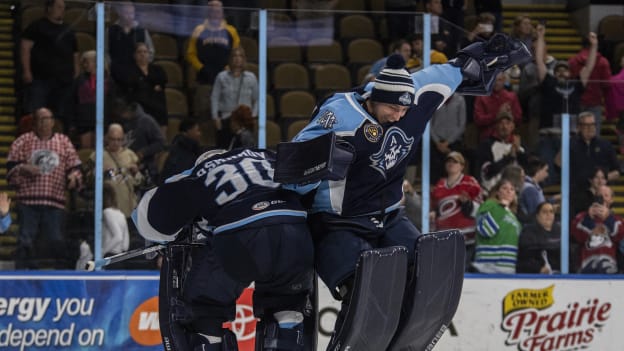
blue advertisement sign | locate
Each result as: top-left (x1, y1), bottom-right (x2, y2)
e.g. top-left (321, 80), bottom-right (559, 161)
top-left (0, 272), bottom-right (161, 350)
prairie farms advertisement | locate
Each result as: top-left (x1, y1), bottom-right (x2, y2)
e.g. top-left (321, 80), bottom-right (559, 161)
top-left (434, 277), bottom-right (624, 351)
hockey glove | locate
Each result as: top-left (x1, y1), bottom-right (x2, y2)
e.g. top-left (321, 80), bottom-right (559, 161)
top-left (450, 33), bottom-right (532, 96)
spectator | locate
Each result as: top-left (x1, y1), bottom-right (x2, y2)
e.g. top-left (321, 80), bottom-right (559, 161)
top-left (534, 25), bottom-right (597, 185)
top-left (571, 185), bottom-right (624, 274)
top-left (7, 107), bottom-right (83, 269)
top-left (366, 39), bottom-right (412, 82)
top-left (476, 112), bottom-right (528, 193)
top-left (386, 0), bottom-right (418, 40)
top-left (401, 179), bottom-right (422, 230)
top-left (516, 202), bottom-right (560, 274)
top-left (517, 35), bottom-right (544, 150)
top-left (113, 100), bottom-right (166, 188)
top-left (116, 42), bottom-right (168, 137)
top-left (567, 111), bottom-right (619, 190)
top-left (228, 105), bottom-right (256, 150)
top-left (429, 93), bottom-right (466, 182)
top-left (160, 119), bottom-right (203, 183)
top-left (473, 178), bottom-right (521, 273)
top-left (211, 47), bottom-right (258, 148)
top-left (474, 0), bottom-right (502, 33)
top-left (186, 0), bottom-right (240, 120)
top-left (0, 192), bottom-right (12, 234)
top-left (608, 55), bottom-right (624, 122)
top-left (571, 166), bottom-right (608, 216)
top-left (441, 0), bottom-right (465, 55)
top-left (415, 0), bottom-right (455, 57)
top-left (108, 1), bottom-right (154, 83)
top-left (430, 151), bottom-right (482, 269)
top-left (72, 50), bottom-right (112, 149)
top-left (405, 34), bottom-right (449, 72)
top-left (101, 182), bottom-right (130, 264)
top-left (519, 158), bottom-right (560, 224)
top-left (568, 32), bottom-right (611, 135)
top-left (21, 0), bottom-right (79, 131)
top-left (473, 71), bottom-right (522, 141)
top-left (459, 12), bottom-right (496, 48)
top-left (510, 15), bottom-right (534, 53)
top-left (89, 123), bottom-right (143, 218)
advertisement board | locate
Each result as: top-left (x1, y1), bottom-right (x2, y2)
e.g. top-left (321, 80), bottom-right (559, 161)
top-left (2, 273), bottom-right (624, 351)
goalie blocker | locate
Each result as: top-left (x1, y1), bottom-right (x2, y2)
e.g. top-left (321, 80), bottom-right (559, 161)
top-left (328, 230), bottom-right (465, 351)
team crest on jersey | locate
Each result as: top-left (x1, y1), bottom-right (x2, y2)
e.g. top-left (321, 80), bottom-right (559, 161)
top-left (363, 123), bottom-right (383, 142)
top-left (317, 110), bottom-right (337, 129)
top-left (369, 127), bottom-right (414, 178)
top-left (399, 92), bottom-right (413, 105)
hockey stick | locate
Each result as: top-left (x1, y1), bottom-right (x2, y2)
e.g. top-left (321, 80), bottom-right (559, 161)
top-left (85, 243), bottom-right (167, 271)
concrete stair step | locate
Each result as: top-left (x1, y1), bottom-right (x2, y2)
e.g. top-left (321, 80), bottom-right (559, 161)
top-left (0, 42), bottom-right (13, 50)
top-left (0, 77), bottom-right (13, 85)
top-left (503, 19), bottom-right (573, 28)
top-left (0, 51), bottom-right (13, 59)
top-left (0, 34), bottom-right (10, 41)
top-left (0, 87), bottom-right (14, 95)
top-left (503, 11), bottom-right (570, 20)
top-left (0, 106), bottom-right (14, 115)
top-left (0, 116), bottom-right (14, 124)
top-left (0, 96), bottom-right (15, 104)
top-left (546, 36), bottom-right (582, 44)
top-left (0, 124), bottom-right (16, 133)
top-left (0, 59), bottom-right (14, 68)
top-left (0, 68), bottom-right (14, 77)
top-left (545, 28), bottom-right (579, 36)
top-left (547, 44), bottom-right (584, 51)
top-left (502, 4), bottom-right (566, 11)
top-left (0, 135), bottom-right (15, 143)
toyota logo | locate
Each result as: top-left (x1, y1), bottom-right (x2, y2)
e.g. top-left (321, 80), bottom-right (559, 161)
top-left (230, 304), bottom-right (257, 341)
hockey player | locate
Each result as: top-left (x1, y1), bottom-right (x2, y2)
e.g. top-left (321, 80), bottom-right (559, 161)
top-left (287, 33), bottom-right (532, 350)
top-left (133, 148), bottom-right (317, 351)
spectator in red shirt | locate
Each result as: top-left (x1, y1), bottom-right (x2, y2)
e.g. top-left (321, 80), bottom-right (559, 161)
top-left (473, 72), bottom-right (523, 140)
top-left (571, 185), bottom-right (624, 274)
top-left (568, 34), bottom-right (611, 135)
top-left (7, 107), bottom-right (83, 269)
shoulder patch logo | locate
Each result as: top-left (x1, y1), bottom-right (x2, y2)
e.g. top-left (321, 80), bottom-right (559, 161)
top-left (317, 110), bottom-right (337, 129)
top-left (369, 127), bottom-right (414, 178)
top-left (399, 92), bottom-right (413, 105)
top-left (363, 123), bottom-right (383, 142)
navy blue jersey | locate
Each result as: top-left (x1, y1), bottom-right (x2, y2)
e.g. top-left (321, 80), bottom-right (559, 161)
top-left (293, 64), bottom-right (463, 216)
top-left (133, 149), bottom-right (306, 242)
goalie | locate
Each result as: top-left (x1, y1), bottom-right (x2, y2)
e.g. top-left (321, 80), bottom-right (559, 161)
top-left (283, 33), bottom-right (532, 350)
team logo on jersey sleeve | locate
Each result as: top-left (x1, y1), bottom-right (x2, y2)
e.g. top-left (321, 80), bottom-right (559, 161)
top-left (369, 127), bottom-right (414, 178)
top-left (363, 123), bottom-right (383, 142)
top-left (317, 110), bottom-right (337, 129)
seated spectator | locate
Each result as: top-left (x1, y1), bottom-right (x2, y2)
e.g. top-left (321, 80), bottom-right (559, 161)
top-left (160, 119), bottom-right (203, 183)
top-left (366, 39), bottom-right (412, 82)
top-left (474, 0), bottom-right (502, 32)
top-left (474, 71), bottom-right (522, 141)
top-left (430, 151), bottom-right (482, 268)
top-left (476, 112), bottom-right (528, 193)
top-left (571, 185), bottom-right (624, 274)
top-left (500, 164), bottom-right (525, 194)
top-left (516, 202), bottom-right (561, 274)
top-left (519, 158), bottom-right (559, 223)
top-left (115, 42), bottom-right (168, 137)
top-left (89, 123), bottom-right (143, 218)
top-left (112, 100), bottom-right (165, 192)
top-left (571, 166), bottom-right (608, 216)
top-left (101, 182), bottom-right (130, 267)
top-left (473, 178), bottom-right (522, 273)
top-left (108, 1), bottom-right (154, 83)
top-left (567, 111), bottom-right (620, 190)
top-left (0, 192), bottom-right (11, 234)
top-left (429, 93), bottom-right (466, 182)
top-left (228, 105), bottom-right (256, 150)
top-left (459, 12), bottom-right (496, 48)
top-left (211, 47), bottom-right (258, 149)
top-left (534, 25), bottom-right (596, 184)
top-left (72, 50), bottom-right (112, 149)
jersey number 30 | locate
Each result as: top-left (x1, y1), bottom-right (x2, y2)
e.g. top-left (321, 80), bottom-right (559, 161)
top-left (204, 158), bottom-right (278, 205)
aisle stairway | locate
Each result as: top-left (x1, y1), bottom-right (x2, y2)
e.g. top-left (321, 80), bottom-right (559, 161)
top-left (0, 2), bottom-right (17, 267)
top-left (502, 3), bottom-right (582, 61)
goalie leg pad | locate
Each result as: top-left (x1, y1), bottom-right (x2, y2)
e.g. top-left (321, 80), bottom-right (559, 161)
top-left (327, 246), bottom-right (408, 351)
top-left (388, 230), bottom-right (465, 351)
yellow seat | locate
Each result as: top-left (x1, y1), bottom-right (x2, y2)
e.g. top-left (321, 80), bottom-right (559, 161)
top-left (268, 36), bottom-right (303, 64)
top-left (165, 88), bottom-right (189, 118)
top-left (152, 33), bottom-right (179, 61)
top-left (240, 36), bottom-right (258, 63)
top-left (286, 119), bottom-right (309, 140)
top-left (314, 64), bottom-right (352, 98)
top-left (273, 63), bottom-right (310, 91)
top-left (279, 90), bottom-right (316, 119)
top-left (21, 6), bottom-right (44, 31)
top-left (264, 120), bottom-right (282, 149)
top-left (75, 32), bottom-right (96, 53)
top-left (339, 15), bottom-right (376, 41)
top-left (154, 61), bottom-right (183, 89)
top-left (306, 39), bottom-right (343, 64)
